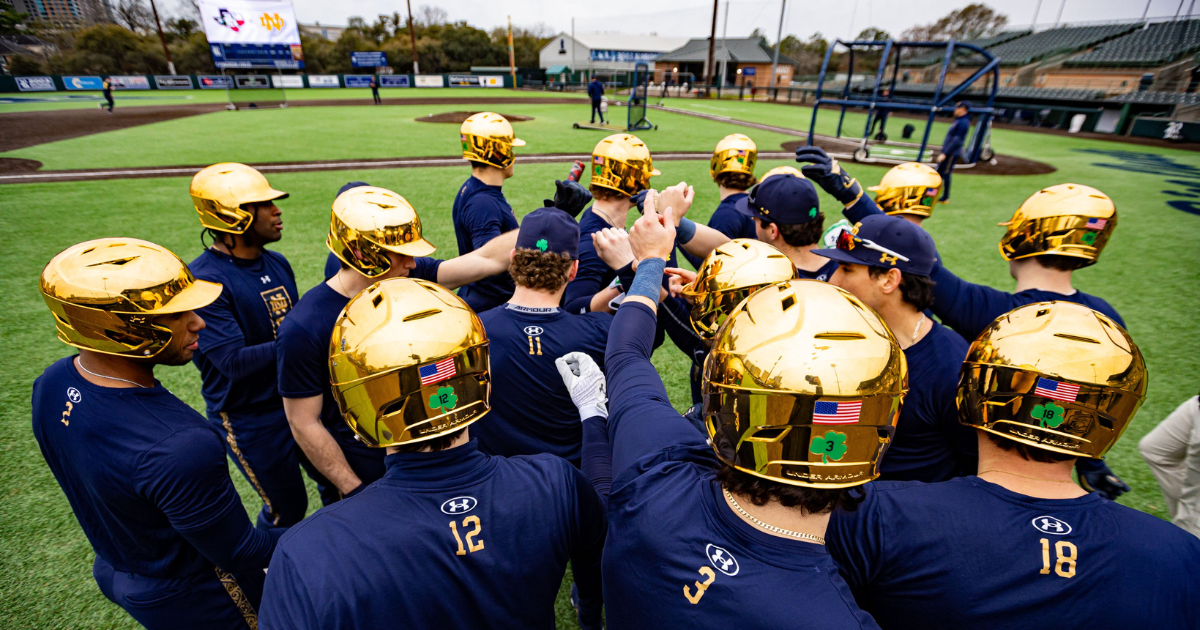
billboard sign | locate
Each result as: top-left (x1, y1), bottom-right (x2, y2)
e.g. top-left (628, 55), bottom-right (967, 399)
top-left (379, 75), bottom-right (409, 88)
top-left (344, 75), bottom-right (375, 88)
top-left (447, 75), bottom-right (481, 87)
top-left (351, 51), bottom-right (387, 68)
top-left (110, 75), bottom-right (151, 90)
top-left (64, 76), bottom-right (104, 90)
top-left (481, 76), bottom-right (503, 87)
top-left (16, 76), bottom-right (56, 91)
top-left (271, 74), bottom-right (303, 88)
top-left (590, 49), bottom-right (660, 63)
top-left (741, 67), bottom-right (756, 76)
top-left (199, 0), bottom-right (304, 69)
top-left (414, 75), bottom-right (444, 87)
top-left (155, 75), bottom-right (194, 89)
top-left (235, 75), bottom-right (271, 88)
top-left (199, 75), bottom-right (234, 89)
top-left (307, 74), bottom-right (339, 87)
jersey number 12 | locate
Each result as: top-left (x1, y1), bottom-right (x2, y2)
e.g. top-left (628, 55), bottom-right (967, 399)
top-left (450, 516), bottom-right (485, 556)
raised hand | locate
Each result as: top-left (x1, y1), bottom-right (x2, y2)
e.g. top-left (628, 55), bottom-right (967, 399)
top-left (794, 145), bottom-right (863, 206)
top-left (592, 227), bottom-right (634, 270)
top-left (551, 180), bottom-right (593, 217)
top-left (629, 190), bottom-right (677, 262)
top-left (656, 182), bottom-right (695, 225)
top-left (554, 352), bottom-right (608, 421)
top-left (664, 267), bottom-right (697, 299)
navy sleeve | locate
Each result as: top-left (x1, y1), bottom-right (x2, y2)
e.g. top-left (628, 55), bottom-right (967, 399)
top-left (566, 464), bottom-right (608, 625)
top-left (564, 237), bottom-right (615, 313)
top-left (462, 197), bottom-right (505, 251)
top-left (411, 256), bottom-right (444, 283)
top-left (929, 263), bottom-right (1017, 341)
top-left (276, 322), bottom-right (325, 399)
top-left (825, 485), bottom-right (887, 590)
top-left (195, 288), bottom-right (277, 379)
top-left (581, 414), bottom-right (612, 500)
top-left (606, 302), bottom-right (707, 479)
top-left (260, 547), bottom-right (320, 630)
top-left (323, 253), bottom-right (341, 280)
top-left (137, 427), bottom-right (278, 571)
top-left (843, 190), bottom-right (887, 224)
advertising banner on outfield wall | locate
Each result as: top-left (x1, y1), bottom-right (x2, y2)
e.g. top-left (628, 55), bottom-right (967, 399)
top-left (64, 76), bottom-right (104, 90)
top-left (447, 75), bottom-right (481, 87)
top-left (199, 75), bottom-right (234, 89)
top-left (16, 76), bottom-right (56, 91)
top-left (271, 74), bottom-right (303, 88)
top-left (155, 75), bottom-right (194, 89)
top-left (414, 75), bottom-right (444, 87)
top-left (482, 76), bottom-right (503, 87)
top-left (235, 75), bottom-right (270, 88)
top-left (110, 76), bottom-right (151, 90)
top-left (379, 75), bottom-right (409, 87)
top-left (351, 52), bottom-right (387, 68)
top-left (308, 75), bottom-right (339, 87)
top-left (344, 75), bottom-right (374, 88)
top-left (199, 0), bottom-right (304, 69)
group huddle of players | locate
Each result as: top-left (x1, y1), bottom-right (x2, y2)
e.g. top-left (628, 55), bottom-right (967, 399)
top-left (30, 111), bottom-right (1200, 630)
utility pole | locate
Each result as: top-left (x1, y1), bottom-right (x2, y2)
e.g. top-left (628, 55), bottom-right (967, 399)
top-left (571, 18), bottom-right (577, 85)
top-left (507, 16), bottom-right (516, 89)
top-left (1054, 0), bottom-right (1067, 27)
top-left (407, 0), bottom-right (420, 74)
top-left (769, 0), bottom-right (786, 95)
top-left (148, 0), bottom-right (175, 75)
top-left (718, 0), bottom-right (730, 93)
top-left (1032, 0), bottom-right (1043, 26)
top-left (704, 0), bottom-right (718, 96)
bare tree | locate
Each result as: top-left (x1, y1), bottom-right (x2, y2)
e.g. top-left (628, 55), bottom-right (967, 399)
top-left (113, 0), bottom-right (154, 33)
top-left (901, 3), bottom-right (1007, 42)
top-left (418, 5), bottom-right (448, 27)
top-left (174, 0), bottom-right (201, 21)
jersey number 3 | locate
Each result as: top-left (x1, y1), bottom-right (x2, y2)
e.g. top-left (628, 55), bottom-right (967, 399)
top-left (1039, 538), bottom-right (1077, 578)
top-left (450, 515), bottom-right (484, 556)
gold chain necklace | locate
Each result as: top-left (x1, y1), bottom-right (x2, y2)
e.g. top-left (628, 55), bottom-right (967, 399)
top-left (723, 488), bottom-right (825, 544)
top-left (976, 470), bottom-right (1079, 485)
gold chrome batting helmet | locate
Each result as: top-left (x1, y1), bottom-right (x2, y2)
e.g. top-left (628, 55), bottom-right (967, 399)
top-left (327, 186), bottom-right (437, 278)
top-left (189, 163), bottom-right (288, 234)
top-left (681, 239), bottom-right (796, 340)
top-left (868, 162), bottom-right (942, 218)
top-left (329, 278), bottom-right (490, 447)
top-left (710, 133), bottom-right (757, 180)
top-left (759, 165), bottom-right (806, 182)
top-left (40, 238), bottom-right (222, 358)
top-left (461, 112), bottom-right (526, 169)
top-left (704, 280), bottom-right (907, 489)
top-left (958, 302), bottom-right (1146, 459)
top-left (590, 134), bottom-right (661, 197)
top-left (998, 184), bottom-right (1116, 266)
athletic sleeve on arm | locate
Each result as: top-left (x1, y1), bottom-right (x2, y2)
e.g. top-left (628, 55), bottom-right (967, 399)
top-left (412, 256), bottom-right (444, 283)
top-left (567, 464), bottom-right (608, 625)
top-left (825, 485), bottom-right (887, 590)
top-left (929, 262), bottom-right (1017, 341)
top-left (581, 414), bottom-right (612, 500)
top-left (137, 427), bottom-right (279, 571)
top-left (843, 192), bottom-right (886, 224)
top-left (260, 547), bottom-right (321, 630)
top-left (276, 325), bottom-right (325, 399)
top-left (606, 302), bottom-right (706, 478)
top-left (463, 197), bottom-right (505, 251)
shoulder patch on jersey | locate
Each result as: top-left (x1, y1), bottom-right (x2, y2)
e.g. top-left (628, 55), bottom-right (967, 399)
top-left (1031, 515), bottom-right (1072, 535)
top-left (67, 387), bottom-right (82, 403)
top-left (441, 496), bottom-right (478, 515)
top-left (706, 543), bottom-right (740, 576)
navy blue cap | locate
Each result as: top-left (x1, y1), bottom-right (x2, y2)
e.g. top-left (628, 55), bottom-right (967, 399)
top-left (336, 181), bottom-right (370, 200)
top-left (955, 100), bottom-right (972, 110)
top-left (812, 214), bottom-right (937, 276)
top-left (735, 174), bottom-right (821, 224)
top-left (517, 207), bottom-right (581, 259)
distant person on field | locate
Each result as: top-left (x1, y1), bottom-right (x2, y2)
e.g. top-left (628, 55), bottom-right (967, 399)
top-left (1140, 392), bottom-right (1200, 538)
top-left (101, 76), bottom-right (114, 113)
top-left (936, 101), bottom-right (971, 203)
top-left (588, 76), bottom-right (605, 124)
top-left (369, 77), bottom-right (381, 105)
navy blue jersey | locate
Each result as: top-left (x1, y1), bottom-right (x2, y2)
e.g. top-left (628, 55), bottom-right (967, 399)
top-left (601, 302), bottom-right (880, 629)
top-left (190, 248), bottom-right (296, 415)
top-left (452, 175), bottom-right (519, 312)
top-left (259, 443), bottom-right (606, 629)
top-left (880, 322), bottom-right (972, 482)
top-left (31, 357), bottom-right (274, 579)
top-left (473, 304), bottom-right (612, 463)
top-left (680, 192), bottom-right (756, 268)
top-left (941, 115), bottom-right (971, 159)
top-left (827, 477), bottom-right (1200, 629)
top-left (798, 257), bottom-right (839, 282)
top-left (566, 207), bottom-right (679, 314)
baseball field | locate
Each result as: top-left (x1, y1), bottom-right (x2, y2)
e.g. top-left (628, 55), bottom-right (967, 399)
top-left (1, 88), bottom-right (1198, 628)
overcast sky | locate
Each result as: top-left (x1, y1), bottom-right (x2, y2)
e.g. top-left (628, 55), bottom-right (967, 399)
top-left (289, 0), bottom-right (1195, 40)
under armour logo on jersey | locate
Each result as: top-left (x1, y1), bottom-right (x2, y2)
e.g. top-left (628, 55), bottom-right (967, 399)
top-left (260, 275), bottom-right (271, 284)
top-left (1031, 515), bottom-right (1072, 535)
top-left (66, 387), bottom-right (81, 403)
top-left (705, 544), bottom-right (740, 576)
top-left (523, 326), bottom-right (544, 336)
top-left (440, 496), bottom-right (478, 515)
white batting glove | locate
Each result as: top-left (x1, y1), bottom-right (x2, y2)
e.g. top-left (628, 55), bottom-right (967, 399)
top-left (555, 352), bottom-right (608, 421)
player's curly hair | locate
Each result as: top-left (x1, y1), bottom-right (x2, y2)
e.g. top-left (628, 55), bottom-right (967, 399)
top-left (510, 248), bottom-right (574, 292)
top-left (589, 184), bottom-right (629, 202)
top-left (985, 432), bottom-right (1077, 463)
top-left (715, 172), bottom-right (757, 191)
top-left (392, 428), bottom-right (466, 454)
top-left (867, 266), bottom-right (936, 312)
top-left (758, 214), bottom-right (826, 248)
top-left (716, 465), bottom-right (865, 514)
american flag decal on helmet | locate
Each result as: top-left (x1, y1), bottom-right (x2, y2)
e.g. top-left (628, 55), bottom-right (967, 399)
top-left (813, 400), bottom-right (862, 424)
top-left (1034, 377), bottom-right (1079, 403)
top-left (419, 358), bottom-right (456, 386)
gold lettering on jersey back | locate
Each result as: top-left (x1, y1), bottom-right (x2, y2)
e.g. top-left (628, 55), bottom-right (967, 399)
top-left (527, 335), bottom-right (543, 355)
top-left (1039, 538), bottom-right (1078, 578)
top-left (683, 566), bottom-right (716, 604)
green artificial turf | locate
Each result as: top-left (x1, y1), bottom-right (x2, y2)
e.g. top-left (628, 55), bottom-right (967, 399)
top-left (1, 98), bottom-right (1199, 628)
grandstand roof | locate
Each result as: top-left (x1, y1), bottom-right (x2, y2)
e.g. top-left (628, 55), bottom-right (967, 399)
top-left (899, 31), bottom-right (1030, 67)
top-left (655, 37), bottom-right (799, 66)
top-left (1066, 19), bottom-right (1200, 67)
top-left (987, 23), bottom-right (1140, 66)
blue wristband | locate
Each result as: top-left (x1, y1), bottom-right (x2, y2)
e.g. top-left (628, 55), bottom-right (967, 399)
top-left (676, 218), bottom-right (697, 244)
top-left (627, 257), bottom-right (666, 303)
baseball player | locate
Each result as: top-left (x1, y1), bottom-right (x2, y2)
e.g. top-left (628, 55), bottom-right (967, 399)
top-left (454, 112), bottom-right (525, 312)
top-left (324, 181), bottom-right (371, 279)
top-left (797, 147), bottom-right (1130, 497)
top-left (812, 214), bottom-right (974, 482)
top-left (260, 279), bottom-right (606, 630)
top-left (864, 161), bottom-right (943, 227)
top-left (188, 163), bottom-right (310, 527)
top-left (559, 192), bottom-right (901, 627)
top-left (32, 239), bottom-right (279, 629)
top-left (473, 208), bottom-right (612, 465)
top-left (278, 187), bottom-right (518, 506)
top-left (936, 100), bottom-right (972, 203)
top-left (680, 134), bottom-right (759, 269)
top-left (826, 302), bottom-right (1200, 629)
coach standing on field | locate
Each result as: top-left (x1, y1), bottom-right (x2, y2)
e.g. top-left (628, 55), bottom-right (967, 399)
top-left (588, 76), bottom-right (605, 124)
top-left (935, 101), bottom-right (970, 204)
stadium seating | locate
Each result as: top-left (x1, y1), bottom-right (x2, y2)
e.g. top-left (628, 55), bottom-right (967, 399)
top-left (899, 31), bottom-right (1030, 67)
top-left (988, 23), bottom-right (1141, 66)
top-left (1066, 19), bottom-right (1200, 67)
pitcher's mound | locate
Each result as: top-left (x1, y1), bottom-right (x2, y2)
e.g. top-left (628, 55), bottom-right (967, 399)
top-left (415, 111), bottom-right (532, 124)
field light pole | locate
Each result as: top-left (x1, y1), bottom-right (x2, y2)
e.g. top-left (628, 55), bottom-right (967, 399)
top-left (407, 0), bottom-right (419, 74)
top-left (507, 16), bottom-right (516, 89)
top-left (704, 0), bottom-right (718, 97)
top-left (769, 0), bottom-right (786, 97)
top-left (148, 0), bottom-right (175, 75)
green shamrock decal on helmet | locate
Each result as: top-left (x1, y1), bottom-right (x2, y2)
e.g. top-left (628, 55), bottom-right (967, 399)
top-left (429, 385), bottom-right (458, 414)
top-left (536, 238), bottom-right (549, 252)
top-left (1081, 232), bottom-right (1097, 246)
top-left (809, 430), bottom-right (849, 464)
top-left (1031, 402), bottom-right (1065, 429)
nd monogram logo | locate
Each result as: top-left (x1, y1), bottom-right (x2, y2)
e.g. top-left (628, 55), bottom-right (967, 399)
top-left (879, 252), bottom-right (899, 265)
top-left (260, 12), bottom-right (285, 30)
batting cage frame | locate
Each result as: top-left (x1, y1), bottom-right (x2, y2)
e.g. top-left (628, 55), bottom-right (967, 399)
top-left (807, 39), bottom-right (998, 166)
top-left (627, 62), bottom-right (656, 132)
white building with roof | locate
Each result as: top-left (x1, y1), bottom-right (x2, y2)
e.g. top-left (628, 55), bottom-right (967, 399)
top-left (539, 31), bottom-right (689, 77)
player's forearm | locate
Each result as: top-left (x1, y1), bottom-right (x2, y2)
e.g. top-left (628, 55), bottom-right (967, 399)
top-left (677, 222), bottom-right (728, 260)
top-left (206, 341), bottom-right (275, 380)
top-left (581, 414), bottom-right (613, 500)
top-left (588, 287), bottom-right (621, 314)
top-left (843, 192), bottom-right (886, 223)
top-left (284, 409), bottom-right (362, 494)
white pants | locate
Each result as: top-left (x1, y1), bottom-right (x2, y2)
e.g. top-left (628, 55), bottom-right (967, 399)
top-left (1139, 396), bottom-right (1200, 537)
